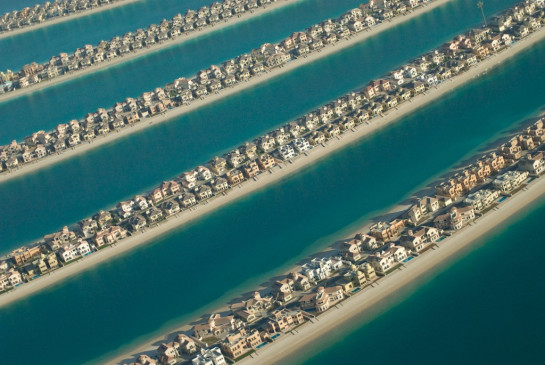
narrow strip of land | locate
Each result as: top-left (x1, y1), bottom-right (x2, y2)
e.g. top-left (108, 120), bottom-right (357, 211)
top-left (0, 0), bottom-right (304, 103)
top-left (0, 0), bottom-right (141, 41)
top-left (0, 0), bottom-right (450, 183)
top-left (240, 174), bottom-right (545, 365)
top-left (1, 25), bottom-right (543, 309)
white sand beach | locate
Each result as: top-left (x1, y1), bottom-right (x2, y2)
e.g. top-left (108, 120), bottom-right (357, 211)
top-left (0, 0), bottom-right (304, 103)
top-left (0, 0), bottom-right (141, 41)
top-left (1, 17), bottom-right (544, 311)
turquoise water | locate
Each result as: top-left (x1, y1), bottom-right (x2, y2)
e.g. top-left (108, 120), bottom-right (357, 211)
top-left (0, 0), bottom-right (212, 69)
top-left (300, 198), bottom-right (545, 365)
top-left (0, 0), bottom-right (42, 14)
top-left (0, 35), bottom-right (544, 365)
top-left (0, 0), bottom-right (519, 144)
top-left (0, 0), bottom-right (522, 252)
top-left (0, 0), bottom-right (366, 143)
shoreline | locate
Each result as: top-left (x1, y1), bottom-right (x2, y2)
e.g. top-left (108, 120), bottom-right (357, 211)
top-left (0, 0), bottom-right (452, 184)
top-left (0, 0), bottom-right (141, 41)
top-left (1, 23), bottom-right (543, 309)
top-left (241, 172), bottom-right (545, 364)
top-left (0, 0), bottom-right (303, 103)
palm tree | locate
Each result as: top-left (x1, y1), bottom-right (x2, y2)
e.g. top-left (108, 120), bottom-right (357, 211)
top-left (477, 2), bottom-right (487, 26)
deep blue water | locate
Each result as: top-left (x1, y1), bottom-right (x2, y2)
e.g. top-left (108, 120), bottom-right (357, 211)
top-left (0, 0), bottom-right (523, 252)
top-left (0, 0), bottom-right (366, 143)
top-left (0, 32), bottom-right (544, 365)
top-left (301, 197), bottom-right (545, 365)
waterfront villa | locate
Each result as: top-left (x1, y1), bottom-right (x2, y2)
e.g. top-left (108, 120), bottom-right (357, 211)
top-left (369, 219), bottom-right (406, 242)
top-left (193, 314), bottom-right (240, 339)
top-left (299, 285), bottom-right (344, 313)
top-left (399, 227), bottom-right (441, 253)
top-left (94, 226), bottom-right (128, 247)
top-left (492, 170), bottom-right (529, 193)
top-left (368, 244), bottom-right (408, 274)
top-left (407, 196), bottom-right (440, 224)
top-left (434, 206), bottom-right (475, 231)
top-left (229, 291), bottom-right (273, 323)
top-left (43, 226), bottom-right (77, 251)
top-left (264, 309), bottom-right (305, 333)
top-left (354, 233), bottom-right (379, 251)
top-left (220, 328), bottom-right (261, 359)
top-left (464, 189), bottom-right (500, 212)
top-left (58, 239), bottom-right (91, 262)
top-left (301, 257), bottom-right (344, 282)
top-left (10, 246), bottom-right (41, 266)
top-left (273, 277), bottom-right (295, 302)
top-left (0, 268), bottom-right (22, 290)
top-left (289, 271), bottom-right (312, 291)
top-left (341, 239), bottom-right (364, 261)
top-left (192, 347), bottom-right (227, 365)
top-left (336, 265), bottom-right (368, 292)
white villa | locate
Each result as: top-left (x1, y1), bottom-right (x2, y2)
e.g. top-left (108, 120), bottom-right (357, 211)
top-left (368, 244), bottom-right (407, 274)
top-left (492, 170), bottom-right (529, 193)
top-left (464, 189), bottom-right (500, 211)
top-left (191, 347), bottom-right (226, 365)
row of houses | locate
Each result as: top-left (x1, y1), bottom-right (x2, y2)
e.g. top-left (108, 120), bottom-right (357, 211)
top-left (3, 0), bottom-right (545, 298)
top-left (123, 121), bottom-right (545, 364)
top-left (0, 0), bottom-right (433, 94)
top-left (0, 0), bottom-right (120, 32)
top-left (0, 0), bottom-right (277, 90)
top-left (3, 0), bottom-right (544, 173)
top-left (0, 0), bottom-right (424, 167)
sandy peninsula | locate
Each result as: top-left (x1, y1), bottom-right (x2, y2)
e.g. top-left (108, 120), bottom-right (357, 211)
top-left (0, 0), bottom-right (141, 41)
top-left (2, 21), bottom-right (545, 311)
top-left (0, 0), bottom-right (304, 103)
top-left (0, 0), bottom-right (451, 184)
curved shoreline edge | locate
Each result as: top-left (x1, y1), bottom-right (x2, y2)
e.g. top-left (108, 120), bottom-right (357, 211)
top-left (1, 21), bottom-right (544, 311)
top-left (0, 0), bottom-right (141, 41)
top-left (0, 0), bottom-right (303, 103)
top-left (0, 0), bottom-right (450, 184)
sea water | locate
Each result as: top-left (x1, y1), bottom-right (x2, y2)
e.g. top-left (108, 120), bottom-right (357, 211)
top-left (0, 0), bottom-right (524, 251)
top-left (299, 197), bottom-right (545, 364)
top-left (0, 33), bottom-right (544, 365)
top-left (0, 0), bottom-right (518, 143)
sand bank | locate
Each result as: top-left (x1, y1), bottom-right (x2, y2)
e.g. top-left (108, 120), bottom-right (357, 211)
top-left (0, 0), bottom-right (141, 41)
top-left (1, 16), bottom-right (544, 310)
top-left (0, 0), bottom-right (303, 103)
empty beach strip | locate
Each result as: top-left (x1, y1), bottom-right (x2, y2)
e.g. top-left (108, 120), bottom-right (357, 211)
top-left (0, 0), bottom-right (305, 102)
top-left (2, 0), bottom-right (545, 309)
top-left (0, 0), bottom-right (140, 40)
